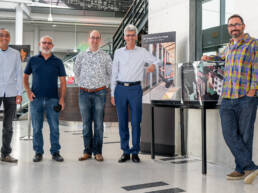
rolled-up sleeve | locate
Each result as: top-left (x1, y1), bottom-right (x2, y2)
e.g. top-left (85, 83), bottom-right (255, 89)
top-left (16, 53), bottom-right (23, 96)
top-left (111, 50), bottom-right (119, 97)
top-left (105, 54), bottom-right (113, 87)
top-left (250, 41), bottom-right (258, 91)
top-left (143, 49), bottom-right (161, 68)
top-left (209, 47), bottom-right (226, 61)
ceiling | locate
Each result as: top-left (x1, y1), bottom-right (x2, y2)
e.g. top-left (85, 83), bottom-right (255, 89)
top-left (35, 0), bottom-right (134, 13)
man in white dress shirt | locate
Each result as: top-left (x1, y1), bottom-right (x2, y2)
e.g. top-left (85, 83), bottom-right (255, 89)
top-left (0, 28), bottom-right (23, 163)
top-left (111, 24), bottom-right (160, 163)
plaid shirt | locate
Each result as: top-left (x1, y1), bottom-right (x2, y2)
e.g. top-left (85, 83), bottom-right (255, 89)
top-left (211, 33), bottom-right (258, 99)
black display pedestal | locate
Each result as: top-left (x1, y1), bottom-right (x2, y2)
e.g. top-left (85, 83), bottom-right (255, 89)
top-left (141, 103), bottom-right (175, 156)
top-left (150, 100), bottom-right (220, 175)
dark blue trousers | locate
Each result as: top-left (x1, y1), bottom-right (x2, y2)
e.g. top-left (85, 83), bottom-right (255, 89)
top-left (115, 84), bottom-right (142, 155)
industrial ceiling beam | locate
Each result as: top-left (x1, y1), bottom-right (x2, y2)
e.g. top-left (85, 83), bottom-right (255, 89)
top-left (0, 0), bottom-right (32, 3)
top-left (20, 3), bottom-right (31, 18)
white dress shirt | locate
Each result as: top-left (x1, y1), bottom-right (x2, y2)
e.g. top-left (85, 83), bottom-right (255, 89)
top-left (111, 46), bottom-right (160, 96)
top-left (0, 47), bottom-right (23, 97)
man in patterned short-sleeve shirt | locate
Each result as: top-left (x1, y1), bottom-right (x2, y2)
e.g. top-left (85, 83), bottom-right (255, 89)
top-left (73, 30), bottom-right (112, 162)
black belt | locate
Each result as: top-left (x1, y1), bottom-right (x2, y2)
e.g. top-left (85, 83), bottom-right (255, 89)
top-left (117, 81), bottom-right (141, 87)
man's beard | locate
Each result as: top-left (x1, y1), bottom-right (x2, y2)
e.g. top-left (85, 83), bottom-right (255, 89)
top-left (40, 48), bottom-right (52, 54)
top-left (230, 30), bottom-right (243, 38)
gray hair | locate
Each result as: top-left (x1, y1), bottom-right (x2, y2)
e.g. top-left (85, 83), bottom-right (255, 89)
top-left (88, 30), bottom-right (102, 38)
top-left (40, 35), bottom-right (54, 43)
top-left (0, 28), bottom-right (10, 35)
top-left (124, 24), bottom-right (138, 36)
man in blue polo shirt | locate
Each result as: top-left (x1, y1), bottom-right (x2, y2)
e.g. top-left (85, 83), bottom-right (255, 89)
top-left (23, 36), bottom-right (66, 162)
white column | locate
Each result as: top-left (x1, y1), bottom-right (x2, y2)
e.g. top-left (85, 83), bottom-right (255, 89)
top-left (15, 3), bottom-right (23, 45)
top-left (34, 25), bottom-right (39, 55)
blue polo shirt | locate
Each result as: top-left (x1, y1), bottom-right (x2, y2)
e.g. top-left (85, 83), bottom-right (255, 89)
top-left (24, 53), bottom-right (66, 99)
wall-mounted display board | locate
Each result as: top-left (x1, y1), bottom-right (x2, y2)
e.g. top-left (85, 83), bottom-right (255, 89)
top-left (141, 31), bottom-right (177, 103)
top-left (9, 45), bottom-right (30, 63)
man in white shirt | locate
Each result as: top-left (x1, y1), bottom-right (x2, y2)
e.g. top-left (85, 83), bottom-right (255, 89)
top-left (0, 28), bottom-right (23, 163)
top-left (111, 24), bottom-right (160, 163)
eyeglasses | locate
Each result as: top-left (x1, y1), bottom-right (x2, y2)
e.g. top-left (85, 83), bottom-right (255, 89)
top-left (0, 34), bottom-right (10, 38)
top-left (90, 36), bottom-right (101, 40)
top-left (227, 23), bottom-right (243, 28)
top-left (125, 34), bottom-right (136, 37)
top-left (41, 41), bottom-right (52, 45)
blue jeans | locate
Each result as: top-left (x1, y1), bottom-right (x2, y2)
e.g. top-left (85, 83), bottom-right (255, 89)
top-left (115, 84), bottom-right (142, 155)
top-left (220, 96), bottom-right (258, 173)
top-left (30, 98), bottom-right (61, 155)
top-left (79, 89), bottom-right (106, 155)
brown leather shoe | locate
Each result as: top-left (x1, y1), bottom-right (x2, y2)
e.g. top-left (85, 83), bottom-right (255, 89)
top-left (95, 154), bottom-right (104, 162)
top-left (226, 171), bottom-right (245, 180)
top-left (78, 154), bottom-right (92, 161)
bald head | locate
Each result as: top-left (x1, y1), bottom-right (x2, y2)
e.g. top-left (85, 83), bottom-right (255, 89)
top-left (0, 28), bottom-right (10, 36)
top-left (89, 30), bottom-right (101, 39)
top-left (0, 28), bottom-right (10, 50)
top-left (88, 30), bottom-right (102, 52)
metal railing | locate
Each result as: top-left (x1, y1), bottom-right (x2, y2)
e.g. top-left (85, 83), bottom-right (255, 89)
top-left (63, 41), bottom-right (113, 77)
top-left (112, 0), bottom-right (148, 53)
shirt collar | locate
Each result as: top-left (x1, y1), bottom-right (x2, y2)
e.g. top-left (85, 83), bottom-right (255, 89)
top-left (86, 48), bottom-right (100, 53)
top-left (123, 45), bottom-right (138, 51)
top-left (229, 33), bottom-right (250, 46)
top-left (38, 52), bottom-right (55, 60)
top-left (0, 46), bottom-right (10, 52)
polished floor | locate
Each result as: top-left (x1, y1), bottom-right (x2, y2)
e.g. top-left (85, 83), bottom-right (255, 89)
top-left (0, 120), bottom-right (257, 193)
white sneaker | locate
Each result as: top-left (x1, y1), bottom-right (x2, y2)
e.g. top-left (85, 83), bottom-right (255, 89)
top-left (244, 170), bottom-right (258, 184)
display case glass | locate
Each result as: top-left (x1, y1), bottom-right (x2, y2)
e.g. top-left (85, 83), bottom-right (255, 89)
top-left (180, 61), bottom-right (224, 106)
top-left (144, 60), bottom-right (225, 106)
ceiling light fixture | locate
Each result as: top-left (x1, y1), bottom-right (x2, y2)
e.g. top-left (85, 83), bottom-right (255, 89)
top-left (48, 0), bottom-right (53, 22)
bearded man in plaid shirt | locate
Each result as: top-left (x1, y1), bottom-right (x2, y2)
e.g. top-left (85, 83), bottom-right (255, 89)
top-left (202, 14), bottom-right (258, 184)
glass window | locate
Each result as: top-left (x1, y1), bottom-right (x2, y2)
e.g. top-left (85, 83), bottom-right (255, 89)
top-left (202, 0), bottom-right (220, 29)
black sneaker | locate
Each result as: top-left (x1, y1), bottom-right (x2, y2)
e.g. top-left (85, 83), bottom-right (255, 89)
top-left (33, 154), bottom-right (43, 162)
top-left (118, 154), bottom-right (130, 163)
top-left (52, 153), bottom-right (64, 162)
top-left (132, 154), bottom-right (140, 163)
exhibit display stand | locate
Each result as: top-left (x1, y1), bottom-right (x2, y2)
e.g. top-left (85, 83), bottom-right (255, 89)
top-left (148, 60), bottom-right (224, 174)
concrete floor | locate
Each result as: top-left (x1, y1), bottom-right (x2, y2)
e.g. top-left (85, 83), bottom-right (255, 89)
top-left (0, 120), bottom-right (257, 193)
